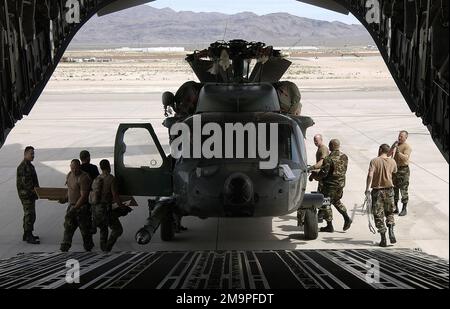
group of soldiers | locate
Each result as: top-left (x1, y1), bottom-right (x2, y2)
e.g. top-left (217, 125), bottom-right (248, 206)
top-left (17, 129), bottom-right (412, 251)
top-left (17, 148), bottom-right (129, 252)
top-left (303, 130), bottom-right (412, 247)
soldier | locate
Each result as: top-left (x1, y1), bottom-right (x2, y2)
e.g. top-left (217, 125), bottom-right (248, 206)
top-left (310, 134), bottom-right (330, 223)
top-left (314, 139), bottom-right (352, 232)
top-left (308, 134), bottom-right (330, 190)
top-left (365, 144), bottom-right (398, 247)
top-left (92, 159), bottom-right (126, 252)
top-left (80, 150), bottom-right (99, 233)
top-left (389, 130), bottom-right (412, 216)
top-left (59, 159), bottom-right (94, 252)
top-left (298, 134), bottom-right (329, 226)
top-left (16, 146), bottom-right (40, 244)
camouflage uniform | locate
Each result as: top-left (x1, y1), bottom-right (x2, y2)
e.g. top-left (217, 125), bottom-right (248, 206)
top-left (60, 171), bottom-right (94, 252)
top-left (105, 212), bottom-right (123, 251)
top-left (92, 174), bottom-right (123, 251)
top-left (92, 202), bottom-right (109, 250)
top-left (316, 150), bottom-right (348, 222)
top-left (92, 203), bottom-right (123, 252)
top-left (371, 188), bottom-right (395, 233)
top-left (393, 166), bottom-right (410, 204)
top-left (16, 160), bottom-right (39, 234)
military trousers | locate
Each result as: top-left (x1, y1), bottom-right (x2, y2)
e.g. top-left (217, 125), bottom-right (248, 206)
top-left (20, 198), bottom-right (36, 233)
top-left (61, 204), bottom-right (94, 252)
top-left (393, 165), bottom-right (410, 204)
top-left (320, 187), bottom-right (347, 222)
top-left (371, 188), bottom-right (395, 234)
top-left (92, 203), bottom-right (123, 251)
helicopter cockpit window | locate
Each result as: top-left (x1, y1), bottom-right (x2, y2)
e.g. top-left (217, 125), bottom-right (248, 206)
top-left (123, 128), bottom-right (163, 169)
top-left (278, 124), bottom-right (300, 164)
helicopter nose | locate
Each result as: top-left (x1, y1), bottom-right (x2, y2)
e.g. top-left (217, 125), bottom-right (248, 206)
top-left (224, 173), bottom-right (254, 206)
top-left (135, 228), bottom-right (152, 245)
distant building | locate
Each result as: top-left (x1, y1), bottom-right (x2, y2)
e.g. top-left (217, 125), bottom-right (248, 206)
top-left (60, 57), bottom-right (111, 63)
top-left (113, 47), bottom-right (185, 53)
top-left (275, 46), bottom-right (319, 51)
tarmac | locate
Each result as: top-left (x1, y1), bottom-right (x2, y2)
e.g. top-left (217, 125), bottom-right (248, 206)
top-left (0, 85), bottom-right (448, 261)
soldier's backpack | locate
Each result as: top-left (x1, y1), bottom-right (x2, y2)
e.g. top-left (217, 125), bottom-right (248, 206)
top-left (89, 175), bottom-right (104, 205)
top-left (274, 81), bottom-right (301, 114)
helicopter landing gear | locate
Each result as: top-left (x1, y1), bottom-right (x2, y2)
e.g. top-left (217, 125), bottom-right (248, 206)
top-left (160, 211), bottom-right (176, 241)
top-left (303, 208), bottom-right (318, 240)
top-left (136, 197), bottom-right (176, 244)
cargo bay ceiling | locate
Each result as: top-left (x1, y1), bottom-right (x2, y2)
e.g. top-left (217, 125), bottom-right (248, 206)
top-left (0, 0), bottom-right (448, 162)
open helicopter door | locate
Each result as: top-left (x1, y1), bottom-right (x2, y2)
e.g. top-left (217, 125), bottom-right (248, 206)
top-left (114, 123), bottom-right (173, 196)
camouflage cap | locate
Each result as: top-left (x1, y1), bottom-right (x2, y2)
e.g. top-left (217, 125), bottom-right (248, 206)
top-left (329, 139), bottom-right (340, 150)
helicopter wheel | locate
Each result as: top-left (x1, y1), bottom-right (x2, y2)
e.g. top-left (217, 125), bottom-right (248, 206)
top-left (303, 208), bottom-right (318, 240)
top-left (160, 211), bottom-right (175, 241)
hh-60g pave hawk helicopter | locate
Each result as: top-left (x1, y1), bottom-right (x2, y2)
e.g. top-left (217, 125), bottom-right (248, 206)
top-left (113, 40), bottom-right (327, 244)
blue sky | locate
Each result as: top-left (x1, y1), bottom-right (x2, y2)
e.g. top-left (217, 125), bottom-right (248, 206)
top-left (147, 0), bottom-right (360, 24)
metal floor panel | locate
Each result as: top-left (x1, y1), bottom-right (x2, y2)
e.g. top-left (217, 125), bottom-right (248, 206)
top-left (0, 249), bottom-right (447, 289)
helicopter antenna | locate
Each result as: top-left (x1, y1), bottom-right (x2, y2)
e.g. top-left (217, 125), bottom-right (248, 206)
top-left (222, 17), bottom-right (229, 41)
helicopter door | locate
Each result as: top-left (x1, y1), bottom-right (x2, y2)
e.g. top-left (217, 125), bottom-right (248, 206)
top-left (114, 123), bottom-right (172, 196)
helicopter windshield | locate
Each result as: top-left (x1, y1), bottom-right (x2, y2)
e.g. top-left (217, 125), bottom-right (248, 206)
top-left (277, 124), bottom-right (301, 164)
top-left (172, 120), bottom-right (303, 168)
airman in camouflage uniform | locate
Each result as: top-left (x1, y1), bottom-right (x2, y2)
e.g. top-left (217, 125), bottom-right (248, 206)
top-left (389, 130), bottom-right (412, 216)
top-left (59, 159), bottom-right (94, 252)
top-left (92, 159), bottom-right (126, 252)
top-left (314, 139), bottom-right (352, 232)
top-left (16, 146), bottom-right (40, 244)
top-left (366, 144), bottom-right (398, 247)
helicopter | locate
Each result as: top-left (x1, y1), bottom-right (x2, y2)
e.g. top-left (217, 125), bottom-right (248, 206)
top-left (113, 40), bottom-right (326, 244)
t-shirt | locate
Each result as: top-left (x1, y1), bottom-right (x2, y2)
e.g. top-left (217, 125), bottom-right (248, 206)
top-left (81, 163), bottom-right (100, 181)
top-left (394, 142), bottom-right (412, 167)
top-left (100, 174), bottom-right (118, 204)
top-left (312, 144), bottom-right (329, 170)
top-left (369, 156), bottom-right (397, 189)
top-left (66, 171), bottom-right (92, 204)
top-left (316, 145), bottom-right (329, 163)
